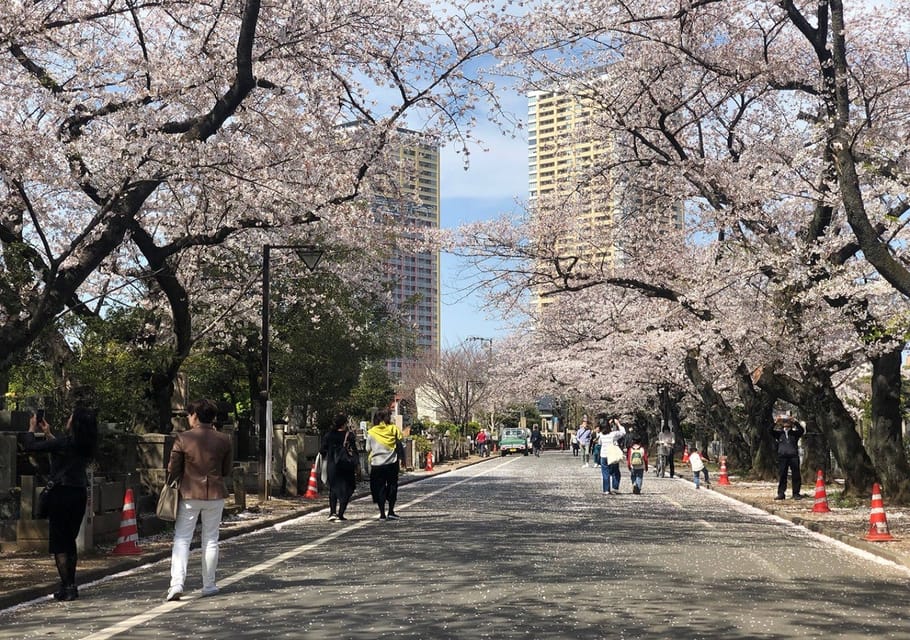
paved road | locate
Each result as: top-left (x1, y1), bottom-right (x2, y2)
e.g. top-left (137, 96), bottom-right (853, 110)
top-left (2, 452), bottom-right (909, 639)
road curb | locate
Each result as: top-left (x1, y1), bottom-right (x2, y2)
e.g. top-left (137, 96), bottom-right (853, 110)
top-left (0, 458), bottom-right (481, 611)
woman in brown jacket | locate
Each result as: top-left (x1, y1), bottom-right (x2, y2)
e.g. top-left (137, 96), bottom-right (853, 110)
top-left (165, 398), bottom-right (233, 601)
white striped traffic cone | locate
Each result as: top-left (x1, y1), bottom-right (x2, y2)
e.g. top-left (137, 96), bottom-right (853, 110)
top-left (111, 488), bottom-right (142, 555)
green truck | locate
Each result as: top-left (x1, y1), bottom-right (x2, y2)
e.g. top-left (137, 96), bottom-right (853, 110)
top-left (499, 427), bottom-right (530, 456)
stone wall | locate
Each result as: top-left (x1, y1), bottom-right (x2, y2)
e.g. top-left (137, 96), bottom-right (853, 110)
top-left (0, 420), bottom-right (324, 551)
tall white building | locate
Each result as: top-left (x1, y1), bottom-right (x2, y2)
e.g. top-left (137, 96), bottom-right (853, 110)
top-left (377, 130), bottom-right (441, 382)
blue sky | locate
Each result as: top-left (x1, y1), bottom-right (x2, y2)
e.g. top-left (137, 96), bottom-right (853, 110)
top-left (438, 120), bottom-right (527, 347)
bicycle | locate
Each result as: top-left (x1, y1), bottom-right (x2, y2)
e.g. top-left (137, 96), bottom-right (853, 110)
top-left (655, 444), bottom-right (671, 477)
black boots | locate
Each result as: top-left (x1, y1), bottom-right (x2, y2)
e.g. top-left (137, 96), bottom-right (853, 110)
top-left (53, 552), bottom-right (79, 601)
top-left (53, 586), bottom-right (78, 601)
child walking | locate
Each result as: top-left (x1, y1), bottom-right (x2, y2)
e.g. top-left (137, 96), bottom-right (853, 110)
top-left (627, 436), bottom-right (648, 494)
top-left (689, 447), bottom-right (706, 489)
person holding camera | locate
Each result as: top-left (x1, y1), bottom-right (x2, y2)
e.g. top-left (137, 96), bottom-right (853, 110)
top-left (772, 416), bottom-right (805, 500)
top-left (165, 399), bottom-right (233, 601)
top-left (20, 406), bottom-right (98, 601)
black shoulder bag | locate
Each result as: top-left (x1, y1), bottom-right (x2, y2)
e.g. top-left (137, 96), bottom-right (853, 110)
top-left (335, 431), bottom-right (359, 470)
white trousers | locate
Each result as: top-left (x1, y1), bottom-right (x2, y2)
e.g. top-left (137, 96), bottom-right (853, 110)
top-left (169, 498), bottom-right (225, 590)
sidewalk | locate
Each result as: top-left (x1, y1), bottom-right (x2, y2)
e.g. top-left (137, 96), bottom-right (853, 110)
top-left (0, 458), bottom-right (477, 610)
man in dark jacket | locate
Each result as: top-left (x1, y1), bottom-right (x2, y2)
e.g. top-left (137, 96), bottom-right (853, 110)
top-left (772, 416), bottom-right (804, 500)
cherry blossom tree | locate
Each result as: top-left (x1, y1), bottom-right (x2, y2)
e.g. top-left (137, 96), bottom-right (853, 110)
top-left (0, 0), bottom-right (520, 423)
top-left (404, 341), bottom-right (494, 429)
top-left (454, 0), bottom-right (910, 499)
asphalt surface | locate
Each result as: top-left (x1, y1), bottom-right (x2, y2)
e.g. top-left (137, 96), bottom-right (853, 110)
top-left (2, 452), bottom-right (910, 639)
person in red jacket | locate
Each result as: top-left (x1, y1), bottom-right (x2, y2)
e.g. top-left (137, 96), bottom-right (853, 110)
top-left (475, 428), bottom-right (488, 457)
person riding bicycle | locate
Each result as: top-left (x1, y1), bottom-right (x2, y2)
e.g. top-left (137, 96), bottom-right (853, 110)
top-left (475, 428), bottom-right (488, 457)
top-left (657, 426), bottom-right (675, 478)
top-left (530, 425), bottom-right (543, 456)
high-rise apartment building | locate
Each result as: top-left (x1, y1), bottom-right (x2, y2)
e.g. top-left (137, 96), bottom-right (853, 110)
top-left (528, 87), bottom-right (683, 304)
top-left (528, 89), bottom-right (616, 305)
top-left (376, 130), bottom-right (441, 382)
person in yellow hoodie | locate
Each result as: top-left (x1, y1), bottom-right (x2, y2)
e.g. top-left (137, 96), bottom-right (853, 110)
top-left (366, 409), bottom-right (405, 520)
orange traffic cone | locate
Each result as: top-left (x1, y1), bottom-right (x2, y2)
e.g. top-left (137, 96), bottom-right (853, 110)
top-left (682, 445), bottom-right (689, 464)
top-left (303, 462), bottom-right (319, 499)
top-left (864, 483), bottom-right (895, 541)
top-left (425, 452), bottom-right (434, 472)
top-left (812, 470), bottom-right (831, 513)
top-left (717, 456), bottom-right (731, 485)
top-left (111, 488), bottom-right (142, 555)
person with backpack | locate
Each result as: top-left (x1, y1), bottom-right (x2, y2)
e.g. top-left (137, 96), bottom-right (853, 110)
top-left (366, 409), bottom-right (405, 520)
top-left (627, 436), bottom-right (648, 494)
top-left (320, 413), bottom-right (358, 522)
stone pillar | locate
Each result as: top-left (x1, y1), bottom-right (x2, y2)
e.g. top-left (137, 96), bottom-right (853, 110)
top-left (284, 435), bottom-right (299, 496)
top-left (232, 467), bottom-right (246, 511)
top-left (0, 434), bottom-right (17, 494)
top-left (15, 476), bottom-right (49, 552)
top-left (20, 475), bottom-right (35, 519)
top-left (137, 433), bottom-right (174, 497)
top-left (76, 468), bottom-right (94, 553)
top-left (271, 426), bottom-right (286, 495)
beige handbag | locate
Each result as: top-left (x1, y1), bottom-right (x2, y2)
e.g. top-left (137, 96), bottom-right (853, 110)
top-left (156, 478), bottom-right (180, 521)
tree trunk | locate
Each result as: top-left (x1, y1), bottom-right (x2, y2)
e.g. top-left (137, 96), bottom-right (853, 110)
top-left (799, 412), bottom-right (830, 483)
top-left (657, 384), bottom-right (684, 456)
top-left (0, 367), bottom-right (8, 410)
top-left (132, 226), bottom-right (194, 432)
top-left (868, 347), bottom-right (910, 503)
top-left (733, 361), bottom-right (777, 480)
top-left (684, 350), bottom-right (751, 471)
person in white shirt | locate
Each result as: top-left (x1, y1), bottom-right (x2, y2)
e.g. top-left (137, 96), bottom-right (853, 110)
top-left (599, 420), bottom-right (626, 494)
top-left (657, 426), bottom-right (676, 478)
top-left (689, 448), bottom-right (706, 489)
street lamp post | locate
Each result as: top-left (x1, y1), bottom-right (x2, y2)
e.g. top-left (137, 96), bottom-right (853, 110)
top-left (259, 243), bottom-right (323, 501)
top-left (466, 336), bottom-right (494, 429)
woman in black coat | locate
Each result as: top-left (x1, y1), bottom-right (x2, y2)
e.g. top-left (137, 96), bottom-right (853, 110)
top-left (21, 406), bottom-right (98, 601)
top-left (320, 413), bottom-right (358, 522)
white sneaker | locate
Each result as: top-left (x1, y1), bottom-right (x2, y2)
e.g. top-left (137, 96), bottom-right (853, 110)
top-left (165, 586), bottom-right (183, 602)
top-left (201, 585), bottom-right (220, 597)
